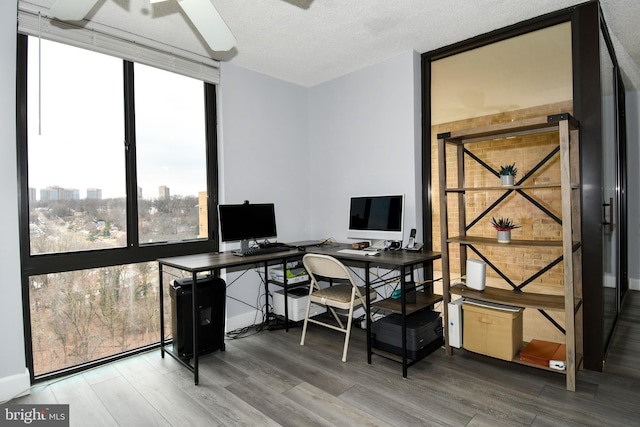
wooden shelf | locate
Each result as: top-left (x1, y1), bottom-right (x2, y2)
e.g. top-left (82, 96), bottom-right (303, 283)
top-left (438, 113), bottom-right (578, 145)
top-left (450, 284), bottom-right (565, 311)
top-left (445, 183), bottom-right (561, 193)
top-left (372, 292), bottom-right (442, 315)
top-left (447, 235), bottom-right (563, 249)
top-left (512, 342), bottom-right (566, 374)
top-left (448, 236), bottom-right (581, 252)
top-left (511, 343), bottom-right (583, 375)
top-left (267, 279), bottom-right (310, 288)
top-left (438, 114), bottom-right (582, 391)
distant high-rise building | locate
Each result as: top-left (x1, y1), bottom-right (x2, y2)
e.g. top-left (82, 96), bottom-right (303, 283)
top-left (61, 188), bottom-right (80, 200)
top-left (137, 186), bottom-right (143, 199)
top-left (40, 186), bottom-right (80, 201)
top-left (86, 188), bottom-right (102, 200)
top-left (40, 188), bottom-right (58, 201)
top-left (28, 188), bottom-right (36, 203)
top-left (159, 185), bottom-right (170, 200)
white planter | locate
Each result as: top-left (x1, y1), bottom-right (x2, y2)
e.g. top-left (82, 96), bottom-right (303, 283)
top-left (500, 174), bottom-right (515, 186)
top-left (497, 230), bottom-right (511, 243)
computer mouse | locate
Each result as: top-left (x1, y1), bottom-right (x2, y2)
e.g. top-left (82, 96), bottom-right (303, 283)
top-left (297, 246), bottom-right (306, 252)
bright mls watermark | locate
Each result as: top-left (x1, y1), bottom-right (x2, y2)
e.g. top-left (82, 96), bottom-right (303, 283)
top-left (1, 405), bottom-right (68, 426)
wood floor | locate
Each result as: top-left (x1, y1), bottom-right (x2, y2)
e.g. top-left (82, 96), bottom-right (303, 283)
top-left (12, 292), bottom-right (640, 427)
top-left (604, 289), bottom-right (640, 379)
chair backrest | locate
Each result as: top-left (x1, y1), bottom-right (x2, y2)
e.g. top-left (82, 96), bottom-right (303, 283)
top-left (302, 253), bottom-right (354, 283)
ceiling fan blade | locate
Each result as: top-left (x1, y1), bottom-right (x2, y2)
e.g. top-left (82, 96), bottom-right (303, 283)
top-left (176, 0), bottom-right (237, 51)
top-left (50, 0), bottom-right (100, 21)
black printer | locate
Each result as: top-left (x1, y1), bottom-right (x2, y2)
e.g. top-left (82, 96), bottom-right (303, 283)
top-left (372, 309), bottom-right (443, 360)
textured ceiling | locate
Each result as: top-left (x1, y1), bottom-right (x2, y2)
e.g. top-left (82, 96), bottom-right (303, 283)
top-left (22, 0), bottom-right (640, 90)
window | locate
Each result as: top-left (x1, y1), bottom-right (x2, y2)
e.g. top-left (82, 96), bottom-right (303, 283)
top-left (134, 64), bottom-right (208, 244)
top-left (29, 262), bottom-right (166, 375)
top-left (18, 35), bottom-right (218, 379)
top-left (27, 40), bottom-right (126, 254)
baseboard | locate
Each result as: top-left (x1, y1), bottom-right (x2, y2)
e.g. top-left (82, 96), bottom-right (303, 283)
top-left (629, 278), bottom-right (640, 291)
top-left (0, 368), bottom-right (30, 403)
top-left (604, 273), bottom-right (616, 288)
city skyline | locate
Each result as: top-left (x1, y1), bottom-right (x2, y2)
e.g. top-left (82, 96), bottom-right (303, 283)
top-left (28, 184), bottom-right (180, 201)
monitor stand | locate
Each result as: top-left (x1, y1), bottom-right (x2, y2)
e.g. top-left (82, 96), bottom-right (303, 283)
top-left (240, 239), bottom-right (251, 251)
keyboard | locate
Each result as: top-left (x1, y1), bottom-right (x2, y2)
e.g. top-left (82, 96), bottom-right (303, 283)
top-left (260, 242), bottom-right (287, 248)
top-left (232, 246), bottom-right (291, 257)
top-left (337, 249), bottom-right (380, 256)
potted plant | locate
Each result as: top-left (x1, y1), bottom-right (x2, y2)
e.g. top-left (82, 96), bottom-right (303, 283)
top-left (499, 163), bottom-right (518, 186)
top-left (490, 216), bottom-right (520, 243)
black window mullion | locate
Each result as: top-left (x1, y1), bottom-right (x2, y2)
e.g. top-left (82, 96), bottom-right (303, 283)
top-left (16, 34), bottom-right (30, 265)
top-left (16, 34), bottom-right (35, 384)
top-left (204, 83), bottom-right (219, 249)
top-left (123, 61), bottom-right (139, 249)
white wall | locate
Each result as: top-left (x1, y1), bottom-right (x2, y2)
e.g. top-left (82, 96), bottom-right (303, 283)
top-left (308, 51), bottom-right (423, 244)
top-left (219, 52), bottom-right (423, 328)
top-left (217, 62), bottom-right (310, 327)
top-left (627, 90), bottom-right (640, 291)
top-left (217, 62), bottom-right (310, 242)
top-left (0, 1), bottom-right (30, 402)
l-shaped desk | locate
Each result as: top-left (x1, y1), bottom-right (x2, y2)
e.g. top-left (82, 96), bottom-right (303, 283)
top-left (158, 243), bottom-right (441, 384)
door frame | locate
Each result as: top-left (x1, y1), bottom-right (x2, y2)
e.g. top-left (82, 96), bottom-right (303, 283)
top-left (600, 12), bottom-right (629, 352)
top-left (421, 0), bottom-right (627, 371)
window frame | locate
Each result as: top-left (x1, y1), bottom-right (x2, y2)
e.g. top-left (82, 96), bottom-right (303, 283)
top-left (16, 34), bottom-right (219, 382)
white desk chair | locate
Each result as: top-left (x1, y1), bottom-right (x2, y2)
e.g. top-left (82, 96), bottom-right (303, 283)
top-left (300, 253), bottom-right (375, 362)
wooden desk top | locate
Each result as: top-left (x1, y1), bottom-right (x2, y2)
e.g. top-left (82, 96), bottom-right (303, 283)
top-left (158, 243), bottom-right (440, 272)
top-left (307, 244), bottom-right (440, 267)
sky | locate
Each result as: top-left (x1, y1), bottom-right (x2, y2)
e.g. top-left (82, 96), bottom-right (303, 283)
top-left (27, 37), bottom-right (207, 200)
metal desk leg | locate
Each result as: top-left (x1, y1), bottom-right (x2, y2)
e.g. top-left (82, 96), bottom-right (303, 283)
top-left (280, 260), bottom-right (291, 331)
top-left (159, 263), bottom-right (165, 359)
top-left (263, 261), bottom-right (271, 328)
top-left (365, 262), bottom-right (372, 364)
top-left (401, 268), bottom-right (408, 378)
top-left (192, 271), bottom-right (199, 385)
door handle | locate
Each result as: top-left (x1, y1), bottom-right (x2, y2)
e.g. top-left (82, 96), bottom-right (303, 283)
top-left (602, 197), bottom-right (614, 232)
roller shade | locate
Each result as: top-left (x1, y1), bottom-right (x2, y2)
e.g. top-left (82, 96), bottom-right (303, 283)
top-left (17, 4), bottom-right (220, 84)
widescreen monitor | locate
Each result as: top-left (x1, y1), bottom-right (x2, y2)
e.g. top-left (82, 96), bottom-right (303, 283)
top-left (218, 203), bottom-right (277, 247)
top-left (347, 194), bottom-right (404, 244)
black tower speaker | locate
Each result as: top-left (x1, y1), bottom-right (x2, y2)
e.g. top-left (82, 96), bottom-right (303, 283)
top-left (170, 275), bottom-right (226, 359)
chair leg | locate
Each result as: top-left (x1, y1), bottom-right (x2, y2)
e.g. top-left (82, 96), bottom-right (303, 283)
top-left (341, 300), bottom-right (356, 362)
top-left (300, 294), bottom-right (313, 346)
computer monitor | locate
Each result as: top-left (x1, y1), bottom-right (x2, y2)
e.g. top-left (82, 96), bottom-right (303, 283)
top-left (218, 203), bottom-right (277, 249)
top-left (347, 194), bottom-right (404, 247)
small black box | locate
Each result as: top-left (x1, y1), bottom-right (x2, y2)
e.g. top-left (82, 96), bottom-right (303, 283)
top-left (170, 275), bottom-right (226, 359)
top-left (372, 309), bottom-right (443, 359)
